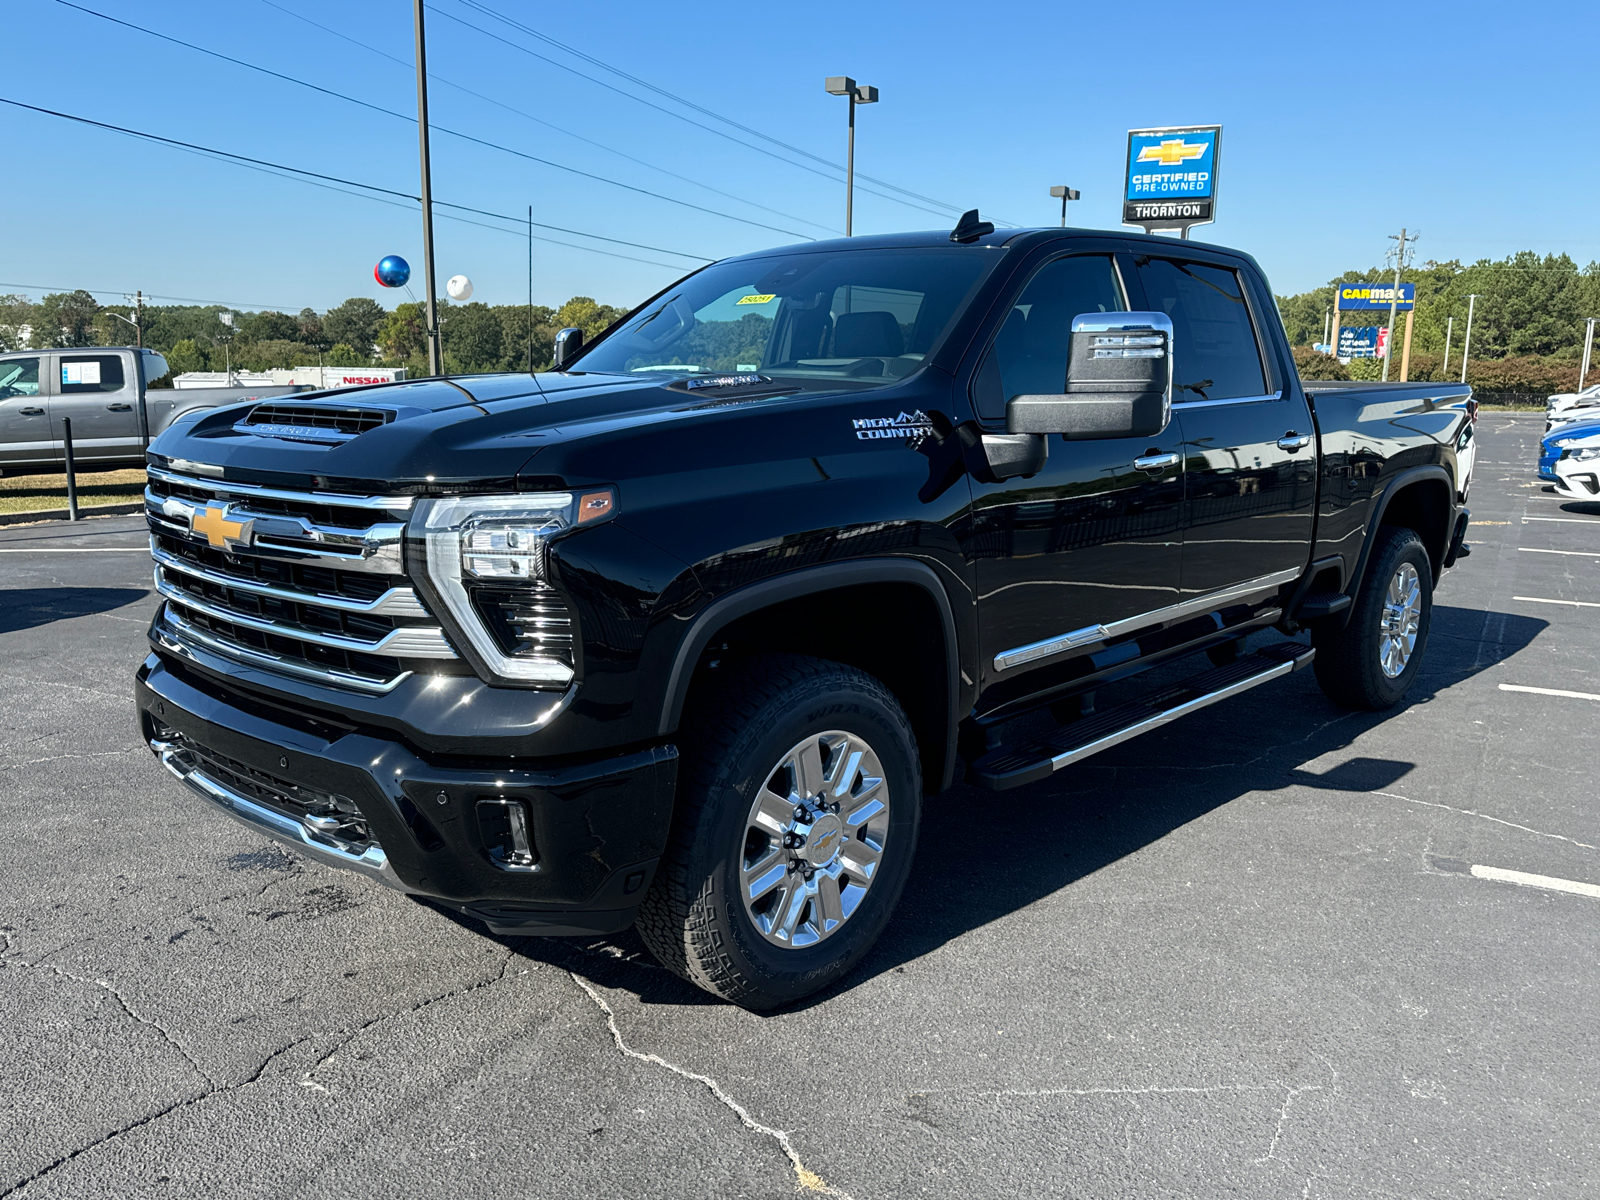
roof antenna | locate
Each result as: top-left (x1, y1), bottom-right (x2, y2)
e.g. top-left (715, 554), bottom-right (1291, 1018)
top-left (949, 209), bottom-right (994, 244)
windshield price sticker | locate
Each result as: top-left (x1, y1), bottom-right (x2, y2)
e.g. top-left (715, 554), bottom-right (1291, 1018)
top-left (736, 294), bottom-right (776, 305)
top-left (1123, 126), bottom-right (1221, 232)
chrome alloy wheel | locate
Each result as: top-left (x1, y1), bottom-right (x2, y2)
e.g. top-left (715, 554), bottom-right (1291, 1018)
top-left (1378, 561), bottom-right (1423, 678)
top-left (739, 730), bottom-right (890, 949)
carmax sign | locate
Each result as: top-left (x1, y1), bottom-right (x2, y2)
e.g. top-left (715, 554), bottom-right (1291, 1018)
top-left (1338, 283), bottom-right (1415, 311)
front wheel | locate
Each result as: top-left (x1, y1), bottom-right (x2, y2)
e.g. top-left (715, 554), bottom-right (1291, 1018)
top-left (636, 654), bottom-right (921, 1010)
top-left (1312, 526), bottom-right (1433, 710)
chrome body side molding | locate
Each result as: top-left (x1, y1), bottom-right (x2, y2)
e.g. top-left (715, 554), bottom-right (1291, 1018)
top-left (993, 566), bottom-right (1301, 672)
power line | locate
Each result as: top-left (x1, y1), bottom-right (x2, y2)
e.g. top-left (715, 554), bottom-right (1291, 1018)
top-left (455, 0), bottom-right (980, 219)
top-left (49, 0), bottom-right (815, 242)
top-left (427, 3), bottom-right (964, 225)
top-left (0, 281), bottom-right (300, 311)
top-left (254, 0), bottom-right (837, 236)
top-left (0, 98), bottom-right (707, 270)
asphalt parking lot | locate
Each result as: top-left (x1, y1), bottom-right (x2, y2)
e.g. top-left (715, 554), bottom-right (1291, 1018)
top-left (3, 410), bottom-right (1597, 1200)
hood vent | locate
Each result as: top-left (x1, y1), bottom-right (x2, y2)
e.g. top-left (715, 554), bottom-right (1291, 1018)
top-left (235, 404), bottom-right (393, 444)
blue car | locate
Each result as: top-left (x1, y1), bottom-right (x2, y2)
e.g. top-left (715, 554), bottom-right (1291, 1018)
top-left (1541, 418), bottom-right (1600, 481)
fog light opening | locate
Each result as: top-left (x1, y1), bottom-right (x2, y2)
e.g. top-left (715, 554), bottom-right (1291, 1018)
top-left (477, 796), bottom-right (539, 872)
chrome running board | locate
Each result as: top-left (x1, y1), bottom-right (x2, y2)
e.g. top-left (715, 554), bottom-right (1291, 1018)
top-left (967, 642), bottom-right (1316, 791)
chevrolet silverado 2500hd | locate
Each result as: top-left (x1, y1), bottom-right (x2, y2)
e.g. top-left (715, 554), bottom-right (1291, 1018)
top-left (135, 220), bottom-right (1474, 1008)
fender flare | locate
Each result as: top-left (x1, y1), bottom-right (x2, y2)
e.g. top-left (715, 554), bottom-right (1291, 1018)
top-left (655, 557), bottom-right (962, 792)
top-left (1337, 464), bottom-right (1454, 629)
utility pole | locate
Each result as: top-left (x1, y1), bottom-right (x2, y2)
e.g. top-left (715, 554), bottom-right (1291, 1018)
top-left (1383, 228), bottom-right (1413, 382)
top-left (825, 77), bottom-right (878, 236)
top-left (133, 291), bottom-right (143, 349)
top-left (1442, 315), bottom-right (1453, 378)
top-left (413, 0), bottom-right (441, 376)
top-left (1580, 317), bottom-right (1596, 392)
top-left (1050, 185), bottom-right (1080, 227)
top-left (1460, 294), bottom-right (1480, 385)
top-left (528, 204), bottom-right (535, 374)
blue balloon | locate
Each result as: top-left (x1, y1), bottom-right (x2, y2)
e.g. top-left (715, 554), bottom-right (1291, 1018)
top-left (375, 255), bottom-right (411, 288)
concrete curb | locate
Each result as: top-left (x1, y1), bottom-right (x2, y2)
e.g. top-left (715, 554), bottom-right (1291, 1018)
top-left (0, 502), bottom-right (145, 527)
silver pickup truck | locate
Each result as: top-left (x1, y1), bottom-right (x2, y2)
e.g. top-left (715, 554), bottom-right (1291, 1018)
top-left (0, 346), bottom-right (306, 471)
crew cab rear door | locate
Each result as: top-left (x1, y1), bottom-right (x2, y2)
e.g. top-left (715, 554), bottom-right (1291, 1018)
top-left (1127, 252), bottom-right (1316, 604)
top-left (964, 244), bottom-right (1187, 698)
top-left (48, 351), bottom-right (142, 463)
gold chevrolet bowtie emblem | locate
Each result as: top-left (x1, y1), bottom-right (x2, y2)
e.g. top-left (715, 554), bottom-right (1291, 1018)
top-left (1137, 138), bottom-right (1207, 166)
top-left (190, 503), bottom-right (249, 550)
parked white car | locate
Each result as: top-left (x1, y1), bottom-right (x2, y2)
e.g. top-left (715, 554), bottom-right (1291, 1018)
top-left (1552, 427), bottom-right (1600, 499)
top-left (1546, 383), bottom-right (1600, 431)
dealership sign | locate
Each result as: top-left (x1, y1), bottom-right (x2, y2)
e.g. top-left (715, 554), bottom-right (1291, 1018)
top-left (1124, 126), bottom-right (1221, 232)
top-left (1338, 326), bottom-right (1383, 358)
top-left (1337, 283), bottom-right (1415, 310)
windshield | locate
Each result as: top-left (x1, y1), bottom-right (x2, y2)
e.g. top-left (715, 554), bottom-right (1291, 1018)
top-left (573, 247), bottom-right (999, 387)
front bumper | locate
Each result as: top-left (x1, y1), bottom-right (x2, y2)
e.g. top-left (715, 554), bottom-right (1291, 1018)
top-left (135, 653), bottom-right (678, 936)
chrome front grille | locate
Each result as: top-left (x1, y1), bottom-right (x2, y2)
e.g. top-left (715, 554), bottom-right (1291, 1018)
top-left (146, 466), bottom-right (458, 692)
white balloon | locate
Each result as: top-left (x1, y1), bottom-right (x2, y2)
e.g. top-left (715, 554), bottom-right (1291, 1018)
top-left (446, 274), bottom-right (474, 301)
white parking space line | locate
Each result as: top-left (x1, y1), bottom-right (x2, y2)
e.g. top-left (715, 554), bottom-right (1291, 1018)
top-left (1514, 595), bottom-right (1600, 609)
top-left (1499, 683), bottom-right (1600, 702)
top-left (1523, 516), bottom-right (1600, 524)
top-left (1519, 547), bottom-right (1600, 557)
top-left (1471, 865), bottom-right (1600, 900)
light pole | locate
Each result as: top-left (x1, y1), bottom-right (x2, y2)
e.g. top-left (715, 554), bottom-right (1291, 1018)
top-left (825, 76), bottom-right (878, 236)
top-left (1442, 315), bottom-right (1453, 378)
top-left (414, 0), bottom-right (441, 376)
top-left (218, 311), bottom-right (235, 384)
top-left (1049, 185), bottom-right (1080, 227)
top-left (1580, 317), bottom-right (1596, 392)
top-left (1460, 293), bottom-right (1480, 385)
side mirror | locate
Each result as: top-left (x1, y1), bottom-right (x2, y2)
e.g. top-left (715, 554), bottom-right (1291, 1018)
top-left (1006, 312), bottom-right (1173, 439)
top-left (551, 326), bottom-right (584, 370)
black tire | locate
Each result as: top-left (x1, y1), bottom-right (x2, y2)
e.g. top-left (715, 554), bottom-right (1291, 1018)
top-left (636, 654), bottom-right (921, 1010)
top-left (1312, 526), bottom-right (1433, 710)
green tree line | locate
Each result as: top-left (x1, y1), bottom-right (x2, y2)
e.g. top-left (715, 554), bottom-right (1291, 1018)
top-left (1276, 250), bottom-right (1600, 392)
top-left (0, 290), bottom-right (627, 381)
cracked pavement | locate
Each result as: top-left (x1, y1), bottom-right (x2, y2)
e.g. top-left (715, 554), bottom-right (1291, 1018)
top-left (3, 414), bottom-right (1597, 1198)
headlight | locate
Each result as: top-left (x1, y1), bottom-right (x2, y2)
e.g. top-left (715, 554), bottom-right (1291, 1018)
top-left (410, 489), bottom-right (616, 686)
top-left (1571, 447), bottom-right (1600, 462)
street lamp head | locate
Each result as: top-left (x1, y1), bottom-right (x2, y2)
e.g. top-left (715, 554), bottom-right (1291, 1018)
top-left (854, 84), bottom-right (878, 104)
top-left (1049, 186), bottom-right (1080, 200)
top-left (825, 76), bottom-right (856, 96)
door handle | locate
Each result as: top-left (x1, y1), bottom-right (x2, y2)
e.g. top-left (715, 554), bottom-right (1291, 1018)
top-left (1278, 433), bottom-right (1312, 452)
top-left (1132, 452), bottom-right (1179, 473)
top-left (18, 406), bottom-right (45, 416)
top-left (107, 402), bottom-right (133, 412)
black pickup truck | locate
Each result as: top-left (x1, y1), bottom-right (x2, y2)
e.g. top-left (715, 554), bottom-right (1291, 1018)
top-left (135, 220), bottom-right (1475, 1008)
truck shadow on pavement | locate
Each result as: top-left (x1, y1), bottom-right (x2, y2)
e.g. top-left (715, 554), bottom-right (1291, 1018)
top-left (483, 604), bottom-right (1547, 1012)
top-left (0, 587), bottom-right (151, 634)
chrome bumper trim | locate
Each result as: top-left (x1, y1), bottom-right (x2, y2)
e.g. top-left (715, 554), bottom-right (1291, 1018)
top-left (150, 737), bottom-right (403, 889)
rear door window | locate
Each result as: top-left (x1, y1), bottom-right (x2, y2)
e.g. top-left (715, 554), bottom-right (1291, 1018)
top-left (1133, 258), bottom-right (1266, 401)
top-left (58, 354), bottom-right (127, 393)
top-left (972, 254), bottom-right (1126, 422)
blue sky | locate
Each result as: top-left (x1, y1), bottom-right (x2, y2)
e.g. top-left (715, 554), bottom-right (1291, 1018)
top-left (4, 0), bottom-right (1598, 315)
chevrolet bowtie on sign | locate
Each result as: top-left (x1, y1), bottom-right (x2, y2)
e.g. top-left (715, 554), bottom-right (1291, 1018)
top-left (189, 503), bottom-right (253, 551)
top-left (1124, 125), bottom-right (1221, 234)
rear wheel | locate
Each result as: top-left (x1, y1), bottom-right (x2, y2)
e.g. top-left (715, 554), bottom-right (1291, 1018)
top-left (636, 654), bottom-right (921, 1010)
top-left (1312, 526), bottom-right (1433, 710)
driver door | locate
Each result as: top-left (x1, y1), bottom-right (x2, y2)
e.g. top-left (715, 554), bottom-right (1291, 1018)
top-left (965, 249), bottom-right (1187, 703)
